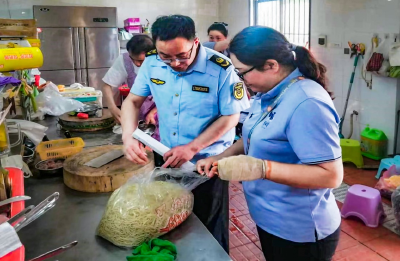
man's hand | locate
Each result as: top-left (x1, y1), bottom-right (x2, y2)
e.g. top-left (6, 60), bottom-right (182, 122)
top-left (145, 107), bottom-right (158, 125)
top-left (123, 137), bottom-right (149, 165)
top-left (162, 144), bottom-right (198, 168)
top-left (109, 106), bottom-right (122, 124)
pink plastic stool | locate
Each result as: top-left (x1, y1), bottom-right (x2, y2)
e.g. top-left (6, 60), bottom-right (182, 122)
top-left (341, 184), bottom-right (386, 228)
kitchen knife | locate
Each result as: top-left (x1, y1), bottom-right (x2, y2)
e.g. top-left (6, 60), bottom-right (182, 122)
top-left (84, 149), bottom-right (125, 168)
top-left (27, 241), bottom-right (78, 261)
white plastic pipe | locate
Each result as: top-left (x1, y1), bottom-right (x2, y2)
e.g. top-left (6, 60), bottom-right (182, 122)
top-left (132, 129), bottom-right (195, 171)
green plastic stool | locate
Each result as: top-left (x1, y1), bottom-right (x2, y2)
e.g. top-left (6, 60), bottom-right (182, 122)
top-left (340, 139), bottom-right (364, 168)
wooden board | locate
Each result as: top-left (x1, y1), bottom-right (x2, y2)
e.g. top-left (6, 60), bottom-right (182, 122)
top-left (63, 145), bottom-right (155, 193)
top-left (58, 109), bottom-right (116, 132)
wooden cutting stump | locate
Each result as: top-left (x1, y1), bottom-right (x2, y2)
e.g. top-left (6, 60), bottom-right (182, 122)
top-left (58, 109), bottom-right (116, 132)
top-left (63, 145), bottom-right (154, 193)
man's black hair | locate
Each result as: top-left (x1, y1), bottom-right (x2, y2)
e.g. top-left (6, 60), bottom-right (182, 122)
top-left (151, 15), bottom-right (196, 42)
top-left (126, 34), bottom-right (155, 55)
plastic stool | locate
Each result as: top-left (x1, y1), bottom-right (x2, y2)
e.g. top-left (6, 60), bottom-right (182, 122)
top-left (340, 139), bottom-right (364, 168)
top-left (341, 184), bottom-right (385, 228)
top-left (375, 155), bottom-right (400, 179)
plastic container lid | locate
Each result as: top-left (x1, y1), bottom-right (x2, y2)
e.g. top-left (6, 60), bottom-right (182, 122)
top-left (361, 124), bottom-right (388, 141)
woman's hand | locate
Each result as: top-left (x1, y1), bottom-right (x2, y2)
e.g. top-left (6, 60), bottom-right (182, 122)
top-left (196, 156), bottom-right (220, 177)
top-left (109, 106), bottom-right (122, 124)
top-left (145, 107), bottom-right (158, 125)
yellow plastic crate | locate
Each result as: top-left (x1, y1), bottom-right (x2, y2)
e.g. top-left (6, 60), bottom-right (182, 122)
top-left (35, 137), bottom-right (85, 160)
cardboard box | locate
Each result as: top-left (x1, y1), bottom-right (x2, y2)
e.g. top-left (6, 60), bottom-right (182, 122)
top-left (0, 19), bottom-right (38, 39)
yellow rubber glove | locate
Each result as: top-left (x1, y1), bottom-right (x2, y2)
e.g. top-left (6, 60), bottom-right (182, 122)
top-left (217, 155), bottom-right (267, 181)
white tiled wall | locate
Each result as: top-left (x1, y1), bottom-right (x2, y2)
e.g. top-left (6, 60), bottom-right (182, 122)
top-left (0, 0), bottom-right (219, 41)
top-left (311, 0), bottom-right (400, 154)
top-left (2, 0), bottom-right (400, 154)
top-left (219, 0), bottom-right (249, 38)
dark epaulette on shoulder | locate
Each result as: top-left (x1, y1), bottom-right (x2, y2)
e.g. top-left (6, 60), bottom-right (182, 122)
top-left (209, 54), bottom-right (231, 70)
top-left (145, 49), bottom-right (158, 57)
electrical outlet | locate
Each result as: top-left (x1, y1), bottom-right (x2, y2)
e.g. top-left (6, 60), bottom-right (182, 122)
top-left (384, 33), bottom-right (390, 39)
top-left (328, 42), bottom-right (342, 48)
top-left (344, 48), bottom-right (350, 54)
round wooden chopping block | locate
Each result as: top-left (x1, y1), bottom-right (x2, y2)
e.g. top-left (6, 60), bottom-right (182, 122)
top-left (58, 108), bottom-right (116, 132)
top-left (63, 145), bottom-right (154, 193)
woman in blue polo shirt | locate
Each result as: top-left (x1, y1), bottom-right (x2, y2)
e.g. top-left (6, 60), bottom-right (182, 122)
top-left (197, 26), bottom-right (343, 261)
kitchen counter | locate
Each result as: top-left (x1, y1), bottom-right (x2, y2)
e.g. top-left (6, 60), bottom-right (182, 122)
top-left (19, 177), bottom-right (231, 261)
top-left (36, 116), bottom-right (123, 148)
top-left (17, 115), bottom-right (232, 261)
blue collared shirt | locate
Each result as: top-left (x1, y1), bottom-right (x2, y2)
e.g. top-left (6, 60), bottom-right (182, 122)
top-left (131, 45), bottom-right (249, 160)
top-left (242, 68), bottom-right (341, 242)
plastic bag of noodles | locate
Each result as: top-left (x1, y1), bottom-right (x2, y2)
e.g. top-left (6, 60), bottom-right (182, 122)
top-left (96, 168), bottom-right (209, 247)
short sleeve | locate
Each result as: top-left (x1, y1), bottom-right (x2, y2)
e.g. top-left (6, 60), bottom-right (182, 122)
top-left (203, 41), bottom-right (216, 50)
top-left (102, 55), bottom-right (127, 88)
top-left (218, 68), bottom-right (250, 115)
top-left (286, 98), bottom-right (341, 164)
top-left (130, 58), bottom-right (152, 97)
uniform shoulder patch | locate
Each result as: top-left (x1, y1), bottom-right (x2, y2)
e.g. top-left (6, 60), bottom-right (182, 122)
top-left (209, 54), bottom-right (231, 70)
top-left (233, 82), bottom-right (244, 100)
top-left (150, 78), bottom-right (165, 85)
top-left (146, 49), bottom-right (158, 57)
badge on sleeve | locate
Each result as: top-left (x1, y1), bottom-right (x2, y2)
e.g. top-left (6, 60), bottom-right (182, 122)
top-left (151, 78), bottom-right (166, 85)
top-left (233, 82), bottom-right (244, 100)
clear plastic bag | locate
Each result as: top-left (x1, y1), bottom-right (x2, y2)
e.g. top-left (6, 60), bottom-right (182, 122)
top-left (96, 168), bottom-right (209, 247)
top-left (392, 186), bottom-right (400, 233)
top-left (35, 82), bottom-right (83, 116)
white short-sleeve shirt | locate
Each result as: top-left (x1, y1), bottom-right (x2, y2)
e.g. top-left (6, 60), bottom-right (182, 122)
top-left (102, 54), bottom-right (139, 106)
top-left (102, 54), bottom-right (139, 88)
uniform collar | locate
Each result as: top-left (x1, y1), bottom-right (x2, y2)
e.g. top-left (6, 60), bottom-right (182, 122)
top-left (254, 68), bottom-right (302, 110)
top-left (256, 68), bottom-right (302, 101)
top-left (186, 44), bottom-right (207, 74)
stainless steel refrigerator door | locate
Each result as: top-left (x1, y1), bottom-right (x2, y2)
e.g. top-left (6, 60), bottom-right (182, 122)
top-left (40, 70), bottom-right (76, 85)
top-left (34, 6), bottom-right (117, 27)
top-left (38, 28), bottom-right (75, 70)
top-left (87, 68), bottom-right (120, 107)
top-left (84, 28), bottom-right (119, 69)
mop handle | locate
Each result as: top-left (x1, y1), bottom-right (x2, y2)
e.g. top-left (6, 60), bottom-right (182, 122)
top-left (341, 54), bottom-right (360, 123)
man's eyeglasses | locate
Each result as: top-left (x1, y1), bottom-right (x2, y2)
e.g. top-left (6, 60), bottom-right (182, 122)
top-left (156, 42), bottom-right (195, 64)
top-left (235, 67), bottom-right (255, 80)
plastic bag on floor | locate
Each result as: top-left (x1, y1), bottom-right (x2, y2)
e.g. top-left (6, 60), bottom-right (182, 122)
top-left (375, 166), bottom-right (400, 199)
top-left (392, 186), bottom-right (400, 233)
top-left (96, 168), bottom-right (209, 247)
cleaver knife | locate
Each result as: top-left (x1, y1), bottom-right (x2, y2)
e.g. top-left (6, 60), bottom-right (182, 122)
top-left (84, 150), bottom-right (125, 168)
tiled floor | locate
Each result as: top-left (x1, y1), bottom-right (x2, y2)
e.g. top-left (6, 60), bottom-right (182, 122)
top-left (228, 160), bottom-right (400, 261)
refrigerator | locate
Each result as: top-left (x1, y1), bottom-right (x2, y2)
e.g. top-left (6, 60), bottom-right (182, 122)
top-left (33, 6), bottom-right (120, 106)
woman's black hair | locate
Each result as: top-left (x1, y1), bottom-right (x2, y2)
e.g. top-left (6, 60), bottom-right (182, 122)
top-left (126, 34), bottom-right (155, 55)
top-left (207, 22), bottom-right (228, 37)
top-left (151, 15), bottom-right (196, 42)
top-left (230, 26), bottom-right (333, 99)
